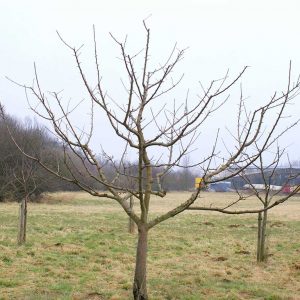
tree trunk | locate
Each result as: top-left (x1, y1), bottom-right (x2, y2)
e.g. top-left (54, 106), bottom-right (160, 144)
top-left (129, 196), bottom-right (135, 234)
top-left (257, 212), bottom-right (262, 262)
top-left (257, 208), bottom-right (268, 263)
top-left (133, 225), bottom-right (148, 300)
top-left (18, 197), bottom-right (27, 245)
top-left (260, 208), bottom-right (268, 262)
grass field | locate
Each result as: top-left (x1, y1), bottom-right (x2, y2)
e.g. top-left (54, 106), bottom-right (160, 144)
top-left (0, 192), bottom-right (299, 299)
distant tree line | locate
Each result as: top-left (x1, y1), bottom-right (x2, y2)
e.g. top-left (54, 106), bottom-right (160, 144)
top-left (0, 113), bottom-right (81, 202)
top-left (2, 111), bottom-right (299, 203)
top-left (0, 113), bottom-right (197, 202)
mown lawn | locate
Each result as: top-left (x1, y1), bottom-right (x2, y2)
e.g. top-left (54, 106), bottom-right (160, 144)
top-left (0, 192), bottom-right (299, 299)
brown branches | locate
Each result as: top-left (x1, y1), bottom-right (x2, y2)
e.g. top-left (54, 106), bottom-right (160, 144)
top-left (2, 24), bottom-right (300, 232)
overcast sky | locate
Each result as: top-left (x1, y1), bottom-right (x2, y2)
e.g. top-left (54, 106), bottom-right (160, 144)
top-left (1, 0), bottom-right (300, 163)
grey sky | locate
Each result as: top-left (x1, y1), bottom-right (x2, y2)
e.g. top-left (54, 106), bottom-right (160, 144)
top-left (1, 0), bottom-right (300, 162)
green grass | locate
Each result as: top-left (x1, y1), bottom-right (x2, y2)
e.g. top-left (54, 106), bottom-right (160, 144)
top-left (0, 192), bottom-right (299, 299)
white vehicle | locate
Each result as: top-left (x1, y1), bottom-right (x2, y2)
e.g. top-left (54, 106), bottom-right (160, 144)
top-left (243, 184), bottom-right (282, 191)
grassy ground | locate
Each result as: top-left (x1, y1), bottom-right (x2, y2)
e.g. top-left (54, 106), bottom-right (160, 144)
top-left (0, 192), bottom-right (299, 299)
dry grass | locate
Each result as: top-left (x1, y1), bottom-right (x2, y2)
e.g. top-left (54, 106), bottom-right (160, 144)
top-left (0, 191), bottom-right (299, 299)
top-left (40, 191), bottom-right (300, 219)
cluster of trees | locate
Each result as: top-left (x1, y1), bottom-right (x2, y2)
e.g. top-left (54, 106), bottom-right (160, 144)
top-left (0, 113), bottom-right (81, 202)
top-left (0, 113), bottom-right (197, 203)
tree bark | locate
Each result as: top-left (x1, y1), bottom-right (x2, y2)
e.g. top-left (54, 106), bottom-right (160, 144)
top-left (133, 225), bottom-right (148, 300)
top-left (18, 197), bottom-right (27, 245)
top-left (257, 208), bottom-right (268, 262)
top-left (129, 196), bottom-right (135, 234)
top-left (260, 208), bottom-right (268, 262)
top-left (257, 211), bottom-right (262, 262)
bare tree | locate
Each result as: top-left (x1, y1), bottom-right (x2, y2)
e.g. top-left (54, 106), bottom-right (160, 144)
top-left (0, 115), bottom-right (43, 244)
top-left (230, 148), bottom-right (300, 262)
top-left (2, 23), bottom-right (300, 299)
top-left (14, 157), bottom-right (38, 245)
top-left (0, 114), bottom-right (55, 200)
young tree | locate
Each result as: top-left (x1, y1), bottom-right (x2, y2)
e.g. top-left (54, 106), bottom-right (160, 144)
top-left (231, 149), bottom-right (300, 262)
top-left (14, 156), bottom-right (38, 245)
top-left (0, 115), bottom-right (49, 243)
top-left (2, 23), bottom-right (300, 299)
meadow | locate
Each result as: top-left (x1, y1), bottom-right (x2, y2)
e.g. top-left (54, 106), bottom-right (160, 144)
top-left (0, 192), bottom-right (299, 300)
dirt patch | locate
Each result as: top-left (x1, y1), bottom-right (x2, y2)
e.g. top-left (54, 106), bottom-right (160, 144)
top-left (291, 263), bottom-right (300, 270)
top-left (213, 256), bottom-right (228, 261)
top-left (235, 250), bottom-right (251, 255)
top-left (203, 221), bottom-right (215, 226)
top-left (86, 292), bottom-right (105, 300)
top-left (72, 292), bottom-right (105, 300)
top-left (228, 224), bottom-right (243, 228)
top-left (270, 221), bottom-right (286, 227)
top-left (42, 242), bottom-right (85, 254)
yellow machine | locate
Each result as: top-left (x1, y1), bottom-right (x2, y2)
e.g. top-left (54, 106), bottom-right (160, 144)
top-left (194, 177), bottom-right (203, 189)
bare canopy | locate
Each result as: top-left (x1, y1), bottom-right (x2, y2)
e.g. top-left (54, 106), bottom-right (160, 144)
top-left (2, 23), bottom-right (300, 299)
